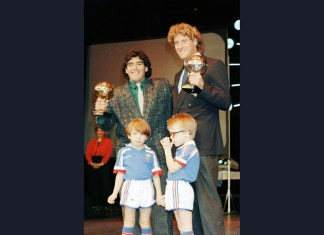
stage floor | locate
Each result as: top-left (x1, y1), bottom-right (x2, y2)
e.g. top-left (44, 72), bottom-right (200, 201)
top-left (84, 206), bottom-right (240, 235)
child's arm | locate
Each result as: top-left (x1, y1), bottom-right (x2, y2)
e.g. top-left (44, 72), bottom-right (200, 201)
top-left (107, 172), bottom-right (124, 204)
top-left (160, 137), bottom-right (182, 173)
top-left (152, 175), bottom-right (164, 207)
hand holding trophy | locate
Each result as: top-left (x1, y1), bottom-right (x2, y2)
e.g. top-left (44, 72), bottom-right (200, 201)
top-left (92, 81), bottom-right (114, 116)
top-left (182, 54), bottom-right (208, 94)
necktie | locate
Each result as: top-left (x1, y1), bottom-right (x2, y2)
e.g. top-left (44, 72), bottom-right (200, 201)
top-left (136, 83), bottom-right (144, 115)
top-left (182, 68), bottom-right (189, 85)
top-left (178, 68), bottom-right (188, 93)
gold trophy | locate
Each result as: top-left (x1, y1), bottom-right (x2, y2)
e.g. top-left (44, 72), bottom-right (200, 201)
top-left (92, 81), bottom-right (114, 116)
top-left (182, 54), bottom-right (208, 93)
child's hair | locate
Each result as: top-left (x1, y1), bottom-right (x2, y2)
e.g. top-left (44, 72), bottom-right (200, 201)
top-left (167, 113), bottom-right (197, 138)
top-left (125, 118), bottom-right (151, 137)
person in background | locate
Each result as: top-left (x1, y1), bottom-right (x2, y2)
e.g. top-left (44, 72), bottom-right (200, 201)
top-left (85, 126), bottom-right (113, 213)
top-left (160, 113), bottom-right (200, 235)
top-left (167, 22), bottom-right (232, 235)
top-left (95, 48), bottom-right (173, 234)
top-left (108, 118), bottom-right (164, 235)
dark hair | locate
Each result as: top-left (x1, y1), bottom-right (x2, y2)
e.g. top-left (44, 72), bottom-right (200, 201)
top-left (95, 126), bottom-right (104, 132)
top-left (122, 48), bottom-right (152, 80)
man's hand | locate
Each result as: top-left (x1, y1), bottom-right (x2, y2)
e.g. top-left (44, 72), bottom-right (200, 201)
top-left (95, 97), bottom-right (108, 112)
top-left (188, 71), bottom-right (204, 90)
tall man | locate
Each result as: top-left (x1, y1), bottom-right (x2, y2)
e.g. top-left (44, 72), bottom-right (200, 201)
top-left (94, 48), bottom-right (173, 235)
top-left (167, 23), bottom-right (232, 235)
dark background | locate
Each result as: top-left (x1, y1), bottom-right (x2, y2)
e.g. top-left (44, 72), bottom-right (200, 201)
top-left (84, 0), bottom-right (240, 45)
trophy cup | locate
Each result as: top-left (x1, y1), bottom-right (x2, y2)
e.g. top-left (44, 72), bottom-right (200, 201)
top-left (92, 81), bottom-right (114, 116)
top-left (182, 54), bottom-right (208, 93)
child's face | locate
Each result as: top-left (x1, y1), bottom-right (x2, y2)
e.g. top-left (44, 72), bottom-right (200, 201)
top-left (127, 129), bottom-right (148, 148)
top-left (168, 124), bottom-right (187, 147)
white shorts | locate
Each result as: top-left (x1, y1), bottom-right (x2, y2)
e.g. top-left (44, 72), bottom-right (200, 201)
top-left (120, 179), bottom-right (155, 209)
top-left (165, 180), bottom-right (194, 211)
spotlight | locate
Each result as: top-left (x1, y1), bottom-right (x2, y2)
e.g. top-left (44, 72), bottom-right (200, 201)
top-left (234, 19), bottom-right (240, 30)
top-left (227, 38), bottom-right (234, 49)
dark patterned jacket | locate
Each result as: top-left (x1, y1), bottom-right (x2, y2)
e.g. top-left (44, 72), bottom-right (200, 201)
top-left (97, 77), bottom-right (173, 165)
top-left (172, 57), bottom-right (231, 156)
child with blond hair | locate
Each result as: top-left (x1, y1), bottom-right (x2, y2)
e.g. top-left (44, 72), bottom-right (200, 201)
top-left (160, 113), bottom-right (200, 235)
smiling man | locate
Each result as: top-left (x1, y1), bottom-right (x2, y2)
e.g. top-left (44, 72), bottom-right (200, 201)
top-left (94, 48), bottom-right (174, 235)
top-left (167, 23), bottom-right (232, 235)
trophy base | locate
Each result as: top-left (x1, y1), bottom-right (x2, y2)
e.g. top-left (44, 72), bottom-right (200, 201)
top-left (92, 110), bottom-right (106, 116)
top-left (182, 84), bottom-right (201, 94)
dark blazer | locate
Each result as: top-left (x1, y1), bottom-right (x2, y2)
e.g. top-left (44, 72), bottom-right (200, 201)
top-left (172, 57), bottom-right (231, 156)
top-left (97, 77), bottom-right (173, 164)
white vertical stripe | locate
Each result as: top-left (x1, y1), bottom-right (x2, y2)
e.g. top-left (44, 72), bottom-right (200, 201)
top-left (136, 83), bottom-right (144, 115)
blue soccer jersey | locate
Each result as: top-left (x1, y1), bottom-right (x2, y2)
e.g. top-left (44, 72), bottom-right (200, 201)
top-left (167, 140), bottom-right (200, 182)
top-left (113, 144), bottom-right (162, 180)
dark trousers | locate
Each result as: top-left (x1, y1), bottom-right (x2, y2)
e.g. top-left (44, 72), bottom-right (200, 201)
top-left (192, 156), bottom-right (225, 235)
top-left (88, 163), bottom-right (112, 207)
